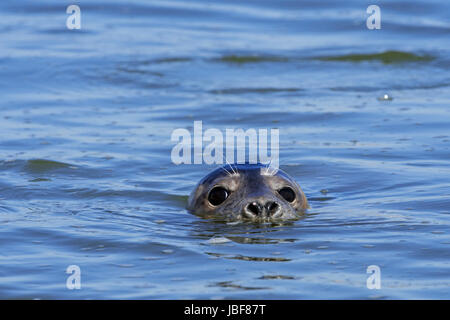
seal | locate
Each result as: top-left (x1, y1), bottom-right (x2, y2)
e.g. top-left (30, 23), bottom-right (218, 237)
top-left (187, 163), bottom-right (308, 221)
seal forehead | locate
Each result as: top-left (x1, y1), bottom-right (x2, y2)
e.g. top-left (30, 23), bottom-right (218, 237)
top-left (200, 164), bottom-right (292, 188)
top-left (199, 166), bottom-right (240, 188)
top-left (242, 167), bottom-right (266, 187)
top-left (199, 167), bottom-right (230, 184)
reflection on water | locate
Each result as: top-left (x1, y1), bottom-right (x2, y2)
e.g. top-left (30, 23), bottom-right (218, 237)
top-left (211, 281), bottom-right (270, 291)
top-left (315, 50), bottom-right (434, 63)
top-left (0, 0), bottom-right (449, 299)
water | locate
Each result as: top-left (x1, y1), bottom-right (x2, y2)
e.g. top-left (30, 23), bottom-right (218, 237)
top-left (0, 0), bottom-right (449, 299)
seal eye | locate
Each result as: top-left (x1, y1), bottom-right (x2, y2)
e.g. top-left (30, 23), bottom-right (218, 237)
top-left (208, 187), bottom-right (229, 206)
top-left (278, 187), bottom-right (296, 203)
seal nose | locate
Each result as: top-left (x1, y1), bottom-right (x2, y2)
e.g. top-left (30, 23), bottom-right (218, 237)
top-left (266, 201), bottom-right (280, 215)
top-left (246, 202), bottom-right (263, 216)
top-left (244, 201), bottom-right (280, 217)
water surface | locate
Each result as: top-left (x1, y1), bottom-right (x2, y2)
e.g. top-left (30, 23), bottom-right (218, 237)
top-left (0, 0), bottom-right (449, 299)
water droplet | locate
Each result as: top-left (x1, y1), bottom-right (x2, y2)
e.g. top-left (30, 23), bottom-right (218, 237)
top-left (377, 94), bottom-right (393, 101)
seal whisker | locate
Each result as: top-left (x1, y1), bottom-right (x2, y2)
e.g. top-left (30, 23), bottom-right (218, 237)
top-left (223, 155), bottom-right (238, 176)
top-left (269, 164), bottom-right (278, 176)
top-left (266, 159), bottom-right (273, 176)
top-left (261, 159), bottom-right (273, 176)
top-left (221, 166), bottom-right (232, 177)
top-left (267, 159), bottom-right (280, 176)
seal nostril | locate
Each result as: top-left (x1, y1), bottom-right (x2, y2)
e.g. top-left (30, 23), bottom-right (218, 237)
top-left (247, 202), bottom-right (262, 216)
top-left (266, 202), bottom-right (279, 215)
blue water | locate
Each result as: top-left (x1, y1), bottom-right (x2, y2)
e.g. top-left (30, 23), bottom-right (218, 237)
top-left (0, 0), bottom-right (449, 299)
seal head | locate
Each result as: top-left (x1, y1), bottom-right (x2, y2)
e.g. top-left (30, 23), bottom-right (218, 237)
top-left (187, 163), bottom-right (308, 222)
